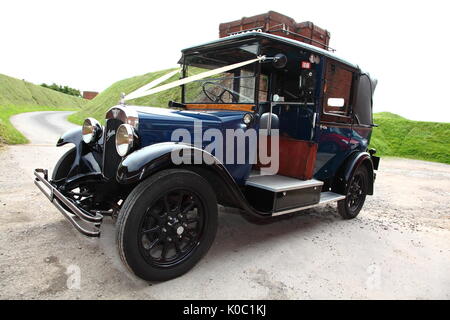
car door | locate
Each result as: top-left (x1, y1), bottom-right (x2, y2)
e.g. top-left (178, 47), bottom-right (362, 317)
top-left (315, 60), bottom-right (356, 180)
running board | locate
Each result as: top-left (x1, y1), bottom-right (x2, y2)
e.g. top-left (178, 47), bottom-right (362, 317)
top-left (246, 173), bottom-right (323, 192)
top-left (271, 191), bottom-right (345, 217)
top-left (245, 174), bottom-right (324, 213)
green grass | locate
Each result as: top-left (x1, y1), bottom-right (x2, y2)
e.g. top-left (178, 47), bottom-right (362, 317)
top-left (0, 73), bottom-right (85, 145)
top-left (68, 68), bottom-right (180, 124)
top-left (0, 105), bottom-right (77, 144)
top-left (68, 67), bottom-right (209, 124)
top-left (370, 112), bottom-right (450, 164)
top-left (0, 73), bottom-right (86, 108)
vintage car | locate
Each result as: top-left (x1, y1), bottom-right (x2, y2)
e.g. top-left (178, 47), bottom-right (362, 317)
top-left (34, 32), bottom-right (379, 281)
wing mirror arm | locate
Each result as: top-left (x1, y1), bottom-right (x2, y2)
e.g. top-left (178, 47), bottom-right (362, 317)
top-left (260, 53), bottom-right (287, 69)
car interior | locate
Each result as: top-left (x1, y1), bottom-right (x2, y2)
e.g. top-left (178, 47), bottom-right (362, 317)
top-left (255, 44), bottom-right (320, 181)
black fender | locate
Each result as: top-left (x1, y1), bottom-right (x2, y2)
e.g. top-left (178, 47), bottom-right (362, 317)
top-left (116, 142), bottom-right (273, 218)
top-left (57, 126), bottom-right (83, 147)
top-left (117, 142), bottom-right (232, 185)
top-left (55, 127), bottom-right (103, 179)
top-left (333, 151), bottom-right (375, 195)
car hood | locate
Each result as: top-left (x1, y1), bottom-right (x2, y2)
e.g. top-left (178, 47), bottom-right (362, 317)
top-left (133, 105), bottom-right (247, 129)
top-left (129, 105), bottom-right (249, 146)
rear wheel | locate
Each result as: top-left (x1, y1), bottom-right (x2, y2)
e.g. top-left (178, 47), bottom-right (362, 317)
top-left (116, 169), bottom-right (218, 281)
top-left (337, 165), bottom-right (368, 219)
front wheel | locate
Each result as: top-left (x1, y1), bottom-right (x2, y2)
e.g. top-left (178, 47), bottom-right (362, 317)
top-left (337, 165), bottom-right (368, 219)
top-left (116, 169), bottom-right (218, 281)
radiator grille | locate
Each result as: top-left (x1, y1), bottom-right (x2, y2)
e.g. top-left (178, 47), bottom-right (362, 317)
top-left (102, 118), bottom-right (123, 179)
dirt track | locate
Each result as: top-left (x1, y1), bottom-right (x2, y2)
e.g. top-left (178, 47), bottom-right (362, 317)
top-left (0, 111), bottom-right (449, 299)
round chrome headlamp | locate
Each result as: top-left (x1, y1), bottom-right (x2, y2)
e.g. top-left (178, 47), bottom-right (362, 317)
top-left (116, 124), bottom-right (135, 157)
top-left (82, 118), bottom-right (102, 144)
top-left (243, 113), bottom-right (253, 125)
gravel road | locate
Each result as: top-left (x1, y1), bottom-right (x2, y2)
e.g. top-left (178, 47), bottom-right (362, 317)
top-left (0, 111), bottom-right (449, 299)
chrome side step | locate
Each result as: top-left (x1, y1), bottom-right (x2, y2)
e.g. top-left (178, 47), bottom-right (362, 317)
top-left (246, 174), bottom-right (323, 192)
top-left (271, 191), bottom-right (345, 217)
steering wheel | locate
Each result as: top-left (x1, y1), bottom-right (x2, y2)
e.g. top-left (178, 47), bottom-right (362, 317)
top-left (202, 81), bottom-right (241, 103)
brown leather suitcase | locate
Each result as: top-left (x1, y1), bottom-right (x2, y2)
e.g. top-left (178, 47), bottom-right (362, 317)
top-left (295, 21), bottom-right (331, 50)
top-left (219, 11), bottom-right (331, 50)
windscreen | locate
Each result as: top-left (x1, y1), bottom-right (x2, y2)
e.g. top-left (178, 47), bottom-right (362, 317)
top-left (183, 42), bottom-right (259, 104)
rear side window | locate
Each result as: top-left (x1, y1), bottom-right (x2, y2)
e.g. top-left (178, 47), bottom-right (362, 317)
top-left (323, 62), bottom-right (354, 116)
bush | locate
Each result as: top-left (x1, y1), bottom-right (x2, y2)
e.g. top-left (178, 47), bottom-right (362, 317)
top-left (41, 83), bottom-right (81, 97)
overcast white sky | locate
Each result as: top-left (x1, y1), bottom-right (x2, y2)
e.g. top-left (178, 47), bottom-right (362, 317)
top-left (1, 0), bottom-right (449, 122)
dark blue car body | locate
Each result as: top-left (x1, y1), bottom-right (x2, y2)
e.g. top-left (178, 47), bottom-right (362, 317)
top-left (35, 31), bottom-right (379, 237)
top-left (33, 31), bottom-right (380, 281)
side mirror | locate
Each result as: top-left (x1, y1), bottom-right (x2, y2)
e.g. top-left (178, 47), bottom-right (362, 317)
top-left (273, 53), bottom-right (287, 69)
top-left (262, 53), bottom-right (288, 69)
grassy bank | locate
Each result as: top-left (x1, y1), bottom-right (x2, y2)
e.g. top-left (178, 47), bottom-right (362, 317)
top-left (0, 73), bottom-right (85, 145)
top-left (370, 112), bottom-right (450, 164)
top-left (0, 73), bottom-right (86, 108)
top-left (0, 105), bottom-right (76, 144)
top-left (68, 69), bottom-right (179, 124)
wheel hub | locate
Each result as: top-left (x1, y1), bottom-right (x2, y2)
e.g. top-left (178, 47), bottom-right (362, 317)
top-left (138, 189), bottom-right (204, 267)
top-left (176, 226), bottom-right (184, 235)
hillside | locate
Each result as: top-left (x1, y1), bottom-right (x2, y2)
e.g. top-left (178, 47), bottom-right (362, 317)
top-left (70, 72), bottom-right (450, 165)
top-left (0, 73), bottom-right (86, 144)
top-left (68, 68), bottom-right (180, 124)
top-left (0, 73), bottom-right (86, 108)
top-left (370, 112), bottom-right (450, 164)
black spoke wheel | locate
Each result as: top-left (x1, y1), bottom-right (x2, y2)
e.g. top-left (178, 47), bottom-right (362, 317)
top-left (138, 189), bottom-right (204, 267)
top-left (117, 169), bottom-right (218, 281)
top-left (337, 165), bottom-right (368, 219)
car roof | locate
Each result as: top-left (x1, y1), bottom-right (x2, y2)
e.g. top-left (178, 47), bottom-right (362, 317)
top-left (181, 32), bottom-right (359, 69)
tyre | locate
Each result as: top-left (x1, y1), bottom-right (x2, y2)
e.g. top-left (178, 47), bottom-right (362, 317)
top-left (52, 147), bottom-right (76, 180)
top-left (337, 165), bottom-right (368, 219)
top-left (116, 169), bottom-right (218, 281)
top-left (52, 147), bottom-right (76, 212)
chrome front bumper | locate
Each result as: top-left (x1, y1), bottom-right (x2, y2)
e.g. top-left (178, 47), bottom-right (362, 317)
top-left (34, 169), bottom-right (103, 237)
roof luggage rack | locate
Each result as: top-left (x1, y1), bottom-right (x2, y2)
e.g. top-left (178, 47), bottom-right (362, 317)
top-left (219, 11), bottom-right (335, 52)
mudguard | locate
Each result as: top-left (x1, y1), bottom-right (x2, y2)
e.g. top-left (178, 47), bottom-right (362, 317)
top-left (55, 127), bottom-right (103, 179)
top-left (117, 142), bottom-right (231, 184)
top-left (334, 151), bottom-right (375, 195)
top-left (57, 126), bottom-right (83, 147)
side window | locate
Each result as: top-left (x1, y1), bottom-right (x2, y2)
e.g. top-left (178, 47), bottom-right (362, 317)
top-left (258, 74), bottom-right (269, 102)
top-left (323, 62), bottom-right (353, 116)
